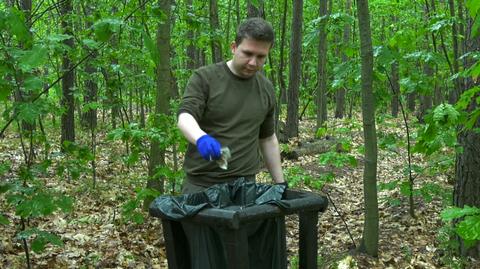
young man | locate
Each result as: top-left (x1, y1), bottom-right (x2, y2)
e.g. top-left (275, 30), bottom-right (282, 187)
top-left (177, 17), bottom-right (286, 194)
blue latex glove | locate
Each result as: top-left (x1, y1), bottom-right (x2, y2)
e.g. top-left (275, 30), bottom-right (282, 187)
top-left (196, 134), bottom-right (221, 161)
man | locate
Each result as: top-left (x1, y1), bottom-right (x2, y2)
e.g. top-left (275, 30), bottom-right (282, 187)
top-left (177, 17), bottom-right (286, 194)
top-left (176, 18), bottom-right (288, 269)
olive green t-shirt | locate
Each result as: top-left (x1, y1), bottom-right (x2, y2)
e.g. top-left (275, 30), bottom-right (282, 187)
top-left (178, 62), bottom-right (276, 186)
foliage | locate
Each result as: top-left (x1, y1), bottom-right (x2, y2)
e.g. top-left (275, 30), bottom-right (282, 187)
top-left (1, 167), bottom-right (73, 253)
top-left (442, 206), bottom-right (480, 249)
top-left (55, 141), bottom-right (94, 181)
top-left (378, 180), bottom-right (451, 206)
top-left (318, 151), bottom-right (357, 168)
top-left (414, 104), bottom-right (459, 155)
top-left (284, 165), bottom-right (333, 190)
top-left (122, 187), bottom-right (160, 224)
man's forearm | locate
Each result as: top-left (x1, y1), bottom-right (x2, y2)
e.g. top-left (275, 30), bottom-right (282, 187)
top-left (259, 134), bottom-right (285, 183)
top-left (177, 112), bottom-right (206, 145)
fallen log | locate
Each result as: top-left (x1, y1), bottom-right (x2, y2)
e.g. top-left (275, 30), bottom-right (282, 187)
top-left (281, 139), bottom-right (338, 160)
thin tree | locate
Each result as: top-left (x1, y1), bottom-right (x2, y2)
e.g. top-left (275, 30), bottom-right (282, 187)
top-left (335, 0), bottom-right (351, 119)
top-left (247, 0), bottom-right (263, 18)
top-left (448, 0), bottom-right (461, 104)
top-left (316, 0), bottom-right (329, 129)
top-left (147, 0), bottom-right (172, 198)
top-left (60, 0), bottom-right (75, 148)
top-left (357, 0), bottom-right (379, 257)
top-left (209, 0), bottom-right (222, 63)
top-left (285, 0), bottom-right (303, 139)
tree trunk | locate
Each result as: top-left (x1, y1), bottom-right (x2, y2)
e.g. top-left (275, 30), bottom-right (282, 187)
top-left (147, 0), bottom-right (172, 198)
top-left (209, 0), bottom-right (222, 63)
top-left (419, 63), bottom-right (433, 122)
top-left (60, 0), bottom-right (75, 148)
top-left (335, 0), bottom-right (351, 119)
top-left (81, 4), bottom-right (97, 130)
top-left (448, 0), bottom-right (461, 104)
top-left (278, 0), bottom-right (288, 106)
top-left (285, 0), bottom-right (303, 139)
top-left (276, 0), bottom-right (288, 142)
top-left (186, 0), bottom-right (196, 70)
top-left (453, 12), bottom-right (480, 258)
top-left (407, 92), bottom-right (415, 112)
top-left (391, 61), bottom-right (399, 117)
top-left (82, 59), bottom-right (98, 130)
top-left (247, 0), bottom-right (263, 18)
top-left (316, 0), bottom-right (329, 129)
top-left (235, 0), bottom-right (240, 25)
top-left (357, 0), bottom-right (379, 257)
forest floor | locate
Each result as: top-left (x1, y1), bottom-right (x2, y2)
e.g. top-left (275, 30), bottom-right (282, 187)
top-left (1, 114), bottom-right (479, 269)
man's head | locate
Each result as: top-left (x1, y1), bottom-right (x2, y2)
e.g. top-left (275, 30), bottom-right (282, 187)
top-left (235, 17), bottom-right (275, 47)
top-left (229, 18), bottom-right (275, 78)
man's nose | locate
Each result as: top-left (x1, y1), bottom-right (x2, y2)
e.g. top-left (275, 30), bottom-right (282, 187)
top-left (247, 57), bottom-right (258, 66)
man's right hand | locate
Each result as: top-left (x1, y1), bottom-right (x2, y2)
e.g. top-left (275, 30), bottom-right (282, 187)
top-left (196, 134), bottom-right (221, 161)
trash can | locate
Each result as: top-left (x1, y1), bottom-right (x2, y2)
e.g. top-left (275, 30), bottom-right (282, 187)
top-left (149, 178), bottom-right (328, 269)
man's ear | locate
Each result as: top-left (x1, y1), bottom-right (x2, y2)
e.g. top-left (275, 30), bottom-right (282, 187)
top-left (230, 41), bottom-right (237, 54)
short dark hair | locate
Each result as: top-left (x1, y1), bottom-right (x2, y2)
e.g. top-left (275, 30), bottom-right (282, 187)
top-left (235, 17), bottom-right (275, 46)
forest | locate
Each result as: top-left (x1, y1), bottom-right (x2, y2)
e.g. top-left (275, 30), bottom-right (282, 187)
top-left (1, 0), bottom-right (480, 268)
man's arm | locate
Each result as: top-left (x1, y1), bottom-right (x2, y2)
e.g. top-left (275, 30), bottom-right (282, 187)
top-left (259, 133), bottom-right (285, 184)
top-left (177, 112), bottom-right (206, 145)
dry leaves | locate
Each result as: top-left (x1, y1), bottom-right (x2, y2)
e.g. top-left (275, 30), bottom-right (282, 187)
top-left (1, 115), bottom-right (479, 268)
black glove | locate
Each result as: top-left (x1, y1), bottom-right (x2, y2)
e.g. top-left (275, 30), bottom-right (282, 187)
top-left (275, 181), bottom-right (288, 199)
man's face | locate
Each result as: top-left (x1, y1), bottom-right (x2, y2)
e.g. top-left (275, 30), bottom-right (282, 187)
top-left (230, 38), bottom-right (271, 78)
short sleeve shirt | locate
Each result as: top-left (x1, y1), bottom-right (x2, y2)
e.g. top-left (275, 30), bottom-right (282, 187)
top-left (178, 62), bottom-right (276, 186)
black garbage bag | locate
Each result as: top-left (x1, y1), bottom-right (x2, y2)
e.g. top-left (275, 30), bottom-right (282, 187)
top-left (149, 178), bottom-right (288, 220)
top-left (149, 178), bottom-right (288, 269)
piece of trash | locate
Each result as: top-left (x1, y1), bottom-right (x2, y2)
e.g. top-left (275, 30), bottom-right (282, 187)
top-left (217, 147), bottom-right (231, 170)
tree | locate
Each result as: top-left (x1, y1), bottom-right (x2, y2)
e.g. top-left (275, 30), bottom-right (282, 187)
top-left (453, 4), bottom-right (480, 257)
top-left (316, 0), bottom-right (329, 129)
top-left (247, 0), bottom-right (264, 18)
top-left (147, 0), bottom-right (172, 196)
top-left (209, 0), bottom-right (222, 63)
top-left (60, 0), bottom-right (75, 147)
top-left (335, 0), bottom-right (351, 119)
top-left (285, 0), bottom-right (303, 139)
top-left (357, 0), bottom-right (379, 257)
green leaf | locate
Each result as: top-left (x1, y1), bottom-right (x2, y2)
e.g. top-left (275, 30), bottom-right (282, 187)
top-left (0, 161), bottom-right (11, 176)
top-left (472, 17), bottom-right (480, 38)
top-left (31, 231), bottom-right (64, 253)
top-left (0, 78), bottom-right (13, 101)
top-left (93, 19), bottom-right (122, 42)
top-left (16, 102), bottom-right (41, 124)
top-left (23, 76), bottom-right (44, 92)
top-left (441, 206), bottom-right (480, 221)
top-left (456, 215), bottom-right (480, 241)
top-left (456, 86), bottom-right (480, 110)
top-left (466, 0), bottom-right (480, 18)
top-left (7, 8), bottom-right (31, 43)
top-left (399, 181), bottom-right (412, 196)
top-left (56, 195), bottom-right (73, 213)
top-left (136, 187), bottom-right (161, 200)
top-left (143, 31), bottom-right (159, 66)
top-left (132, 212), bottom-right (144, 224)
top-left (19, 45), bottom-right (48, 71)
top-left (16, 193), bottom-right (57, 218)
top-left (82, 38), bottom-right (100, 49)
top-left (0, 214), bottom-right (9, 225)
top-left (465, 109), bottom-right (480, 130)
